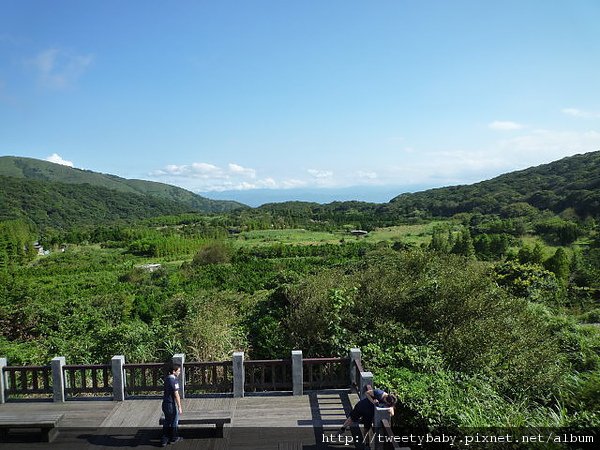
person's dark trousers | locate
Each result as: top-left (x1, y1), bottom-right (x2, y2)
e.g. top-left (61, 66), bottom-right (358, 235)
top-left (161, 402), bottom-right (179, 444)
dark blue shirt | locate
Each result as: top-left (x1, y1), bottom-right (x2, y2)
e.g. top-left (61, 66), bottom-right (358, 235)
top-left (163, 374), bottom-right (180, 404)
top-left (372, 388), bottom-right (385, 402)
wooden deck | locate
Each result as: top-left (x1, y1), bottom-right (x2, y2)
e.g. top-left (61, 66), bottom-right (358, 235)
top-left (0, 390), bottom-right (361, 449)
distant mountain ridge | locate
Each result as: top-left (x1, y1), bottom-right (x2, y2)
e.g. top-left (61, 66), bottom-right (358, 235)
top-left (251, 151), bottom-right (600, 222)
top-left (0, 156), bottom-right (245, 213)
top-left (1, 151), bottom-right (599, 230)
top-left (389, 150), bottom-right (600, 217)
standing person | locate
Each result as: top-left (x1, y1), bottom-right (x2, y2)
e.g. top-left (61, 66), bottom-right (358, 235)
top-left (161, 363), bottom-right (183, 446)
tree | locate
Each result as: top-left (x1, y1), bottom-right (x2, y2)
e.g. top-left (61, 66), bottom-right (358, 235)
top-left (517, 242), bottom-right (545, 265)
top-left (451, 227), bottom-right (475, 258)
top-left (544, 248), bottom-right (570, 284)
top-left (429, 224), bottom-right (451, 253)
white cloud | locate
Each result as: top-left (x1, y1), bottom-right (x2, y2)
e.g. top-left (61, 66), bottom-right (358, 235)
top-left (151, 162), bottom-right (221, 178)
top-left (356, 170), bottom-right (378, 180)
top-left (150, 161), bottom-right (277, 191)
top-left (562, 108), bottom-right (600, 119)
top-left (29, 48), bottom-right (94, 90)
top-left (488, 120), bottom-right (525, 131)
top-left (149, 128), bottom-right (600, 194)
top-left (46, 153), bottom-right (74, 167)
top-left (307, 169), bottom-right (333, 178)
top-left (374, 128), bottom-right (600, 188)
top-left (495, 129), bottom-right (600, 161)
top-left (190, 162), bottom-right (219, 173)
top-left (228, 163), bottom-right (256, 178)
top-left (148, 159), bottom-right (319, 192)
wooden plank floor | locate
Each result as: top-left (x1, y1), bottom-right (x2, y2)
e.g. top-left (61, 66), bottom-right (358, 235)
top-left (0, 391), bottom-right (360, 449)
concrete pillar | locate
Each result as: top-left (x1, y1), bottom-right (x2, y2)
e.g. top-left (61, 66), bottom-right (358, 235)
top-left (359, 371), bottom-right (373, 400)
top-left (349, 348), bottom-right (361, 388)
top-left (111, 355), bottom-right (126, 401)
top-left (51, 357), bottom-right (66, 403)
top-left (373, 406), bottom-right (393, 450)
top-left (172, 353), bottom-right (185, 399)
top-left (292, 350), bottom-right (303, 396)
top-left (233, 352), bottom-right (244, 398)
top-left (0, 357), bottom-right (6, 404)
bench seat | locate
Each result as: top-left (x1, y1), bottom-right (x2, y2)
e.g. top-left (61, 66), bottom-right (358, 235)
top-left (0, 413), bottom-right (64, 442)
top-left (159, 411), bottom-right (231, 437)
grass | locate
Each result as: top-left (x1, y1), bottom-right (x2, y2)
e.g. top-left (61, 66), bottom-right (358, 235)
top-left (366, 221), bottom-right (445, 245)
top-left (233, 228), bottom-right (344, 246)
top-left (518, 235), bottom-right (578, 260)
top-left (232, 222), bottom-right (446, 248)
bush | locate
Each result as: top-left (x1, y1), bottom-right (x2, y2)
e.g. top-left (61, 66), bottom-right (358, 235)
top-left (192, 242), bottom-right (231, 266)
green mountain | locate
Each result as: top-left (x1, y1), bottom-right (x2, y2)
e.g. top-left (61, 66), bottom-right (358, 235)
top-left (389, 151), bottom-right (600, 218)
top-left (251, 151), bottom-right (600, 229)
top-left (0, 156), bottom-right (245, 213)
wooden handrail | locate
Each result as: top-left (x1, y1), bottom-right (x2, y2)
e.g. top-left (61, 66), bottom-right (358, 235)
top-left (381, 419), bottom-right (403, 450)
top-left (3, 365), bottom-right (53, 396)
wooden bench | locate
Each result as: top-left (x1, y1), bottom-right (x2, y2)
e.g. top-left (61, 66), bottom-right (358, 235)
top-left (0, 413), bottom-right (64, 443)
top-left (159, 411), bottom-right (231, 438)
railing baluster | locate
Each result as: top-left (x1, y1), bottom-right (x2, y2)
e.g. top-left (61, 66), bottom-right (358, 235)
top-left (32, 368), bottom-right (39, 391)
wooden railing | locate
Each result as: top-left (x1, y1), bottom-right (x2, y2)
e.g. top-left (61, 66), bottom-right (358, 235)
top-left (244, 359), bottom-right (293, 391)
top-left (3, 365), bottom-right (53, 398)
top-left (63, 364), bottom-right (112, 397)
top-left (1, 349), bottom-right (365, 402)
top-left (304, 357), bottom-right (348, 390)
top-left (186, 361), bottom-right (233, 394)
top-left (381, 419), bottom-right (403, 450)
top-left (123, 362), bottom-right (164, 395)
top-left (352, 357), bottom-right (365, 393)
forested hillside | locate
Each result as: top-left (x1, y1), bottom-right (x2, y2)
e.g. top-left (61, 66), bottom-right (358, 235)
top-left (0, 156), bottom-right (245, 214)
top-left (0, 175), bottom-right (203, 228)
top-left (390, 151), bottom-right (600, 217)
top-left (237, 152), bottom-right (600, 231)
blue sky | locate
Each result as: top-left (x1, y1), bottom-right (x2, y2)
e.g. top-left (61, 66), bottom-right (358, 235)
top-left (2, 0), bottom-right (600, 204)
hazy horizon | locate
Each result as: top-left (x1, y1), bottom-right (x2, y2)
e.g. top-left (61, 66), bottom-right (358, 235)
top-left (201, 184), bottom-right (436, 207)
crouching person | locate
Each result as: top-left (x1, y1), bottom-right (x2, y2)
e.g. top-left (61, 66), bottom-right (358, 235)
top-left (338, 386), bottom-right (397, 449)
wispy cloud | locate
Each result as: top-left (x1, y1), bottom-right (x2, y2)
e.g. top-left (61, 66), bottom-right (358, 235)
top-left (496, 129), bottom-right (600, 158)
top-left (307, 169), bottom-right (333, 179)
top-left (149, 127), bottom-right (600, 194)
top-left (228, 163), bottom-right (256, 178)
top-left (150, 161), bottom-right (283, 191)
top-left (356, 170), bottom-right (378, 180)
top-left (562, 107), bottom-right (600, 119)
top-left (28, 48), bottom-right (94, 90)
top-left (488, 120), bottom-right (525, 131)
top-left (374, 128), bottom-right (600, 188)
top-left (46, 153), bottom-right (74, 167)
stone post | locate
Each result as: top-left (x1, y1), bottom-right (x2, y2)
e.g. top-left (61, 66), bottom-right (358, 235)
top-left (349, 348), bottom-right (361, 388)
top-left (292, 350), bottom-right (303, 396)
top-left (0, 357), bottom-right (6, 404)
top-left (373, 406), bottom-right (393, 450)
top-left (172, 353), bottom-right (185, 399)
top-left (51, 357), bottom-right (66, 403)
top-left (233, 352), bottom-right (244, 398)
top-left (359, 371), bottom-right (373, 400)
top-left (111, 355), bottom-right (126, 401)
